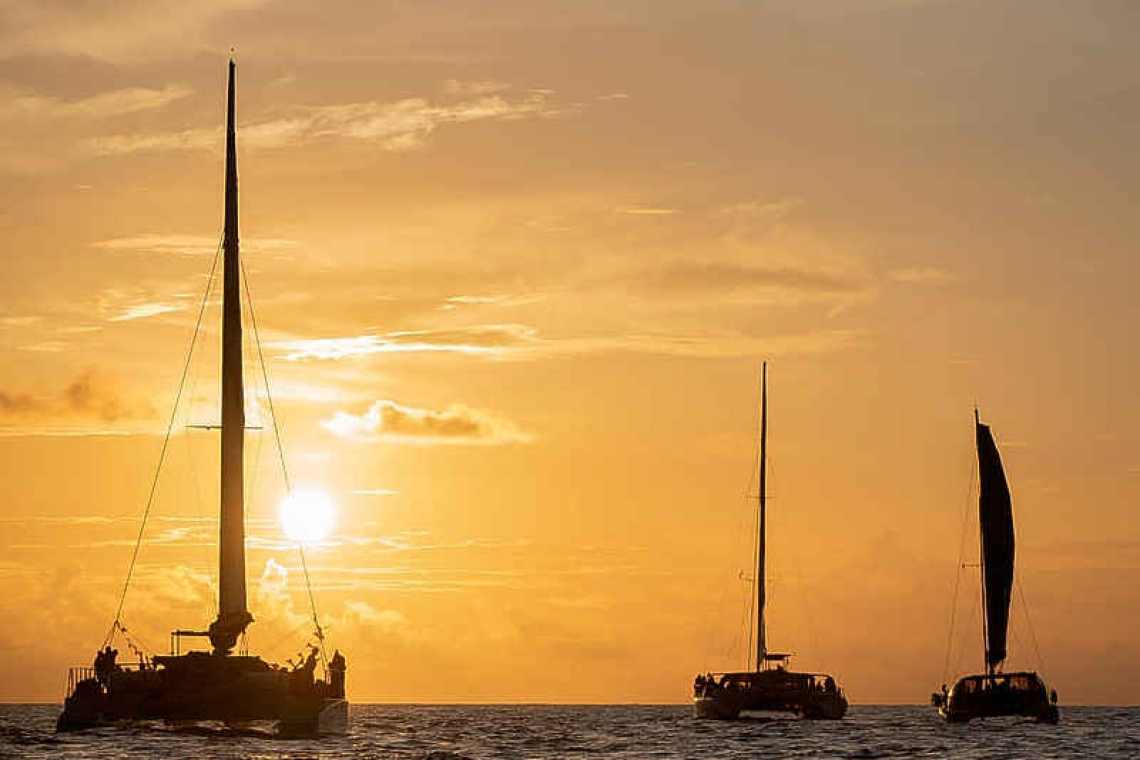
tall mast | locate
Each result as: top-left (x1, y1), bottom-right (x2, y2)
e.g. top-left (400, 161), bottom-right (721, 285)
top-left (756, 362), bottom-right (767, 671)
top-left (209, 59), bottom-right (253, 654)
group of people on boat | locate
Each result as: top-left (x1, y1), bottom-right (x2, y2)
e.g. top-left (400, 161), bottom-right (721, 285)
top-left (694, 673), bottom-right (719, 696)
top-left (936, 675), bottom-right (1057, 708)
top-left (693, 671), bottom-right (839, 697)
top-left (92, 646), bottom-right (118, 687)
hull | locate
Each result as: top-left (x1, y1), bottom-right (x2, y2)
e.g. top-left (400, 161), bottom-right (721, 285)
top-left (934, 672), bottom-right (1058, 725)
top-left (939, 699), bottom-right (1058, 724)
top-left (693, 670), bottom-right (847, 720)
top-left (58, 653), bottom-right (348, 735)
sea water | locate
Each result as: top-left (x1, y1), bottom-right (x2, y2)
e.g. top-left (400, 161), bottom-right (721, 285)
top-left (1, 704), bottom-right (1136, 759)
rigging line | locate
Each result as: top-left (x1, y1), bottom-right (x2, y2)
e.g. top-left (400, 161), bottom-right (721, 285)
top-left (1016, 575), bottom-right (1045, 673)
top-left (263, 618), bottom-right (318, 659)
top-left (104, 236), bottom-right (223, 647)
top-left (746, 499), bottom-right (758, 671)
top-left (239, 258), bottom-right (328, 674)
top-left (743, 362), bottom-right (765, 670)
top-left (942, 439), bottom-right (977, 685)
top-left (242, 294), bottom-right (266, 550)
top-left (182, 266), bottom-right (217, 620)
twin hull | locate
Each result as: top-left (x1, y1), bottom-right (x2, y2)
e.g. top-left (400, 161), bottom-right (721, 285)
top-left (693, 670), bottom-right (847, 720)
top-left (57, 653), bottom-right (347, 735)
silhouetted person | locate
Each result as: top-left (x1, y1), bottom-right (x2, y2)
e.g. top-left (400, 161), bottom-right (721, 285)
top-left (94, 646), bottom-right (119, 687)
top-left (329, 649), bottom-right (347, 699)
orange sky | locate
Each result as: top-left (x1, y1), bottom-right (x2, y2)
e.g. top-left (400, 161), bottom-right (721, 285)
top-left (0, 1), bottom-right (1137, 705)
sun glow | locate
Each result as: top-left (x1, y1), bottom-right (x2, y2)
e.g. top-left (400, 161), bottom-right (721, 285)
top-left (278, 490), bottom-right (337, 544)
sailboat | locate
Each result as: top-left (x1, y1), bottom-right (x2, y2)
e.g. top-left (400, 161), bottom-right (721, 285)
top-left (57, 61), bottom-right (348, 735)
top-left (693, 363), bottom-right (847, 720)
top-left (930, 411), bottom-right (1058, 724)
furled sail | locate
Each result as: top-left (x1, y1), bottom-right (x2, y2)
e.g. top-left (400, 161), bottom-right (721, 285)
top-left (209, 59), bottom-right (253, 654)
top-left (976, 415), bottom-right (1015, 669)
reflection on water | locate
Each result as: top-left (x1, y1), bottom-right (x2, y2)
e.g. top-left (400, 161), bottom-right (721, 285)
top-left (1, 704), bottom-right (1136, 759)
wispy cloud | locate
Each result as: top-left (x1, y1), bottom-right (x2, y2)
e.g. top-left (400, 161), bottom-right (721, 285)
top-left (887, 267), bottom-right (956, 285)
top-left (558, 329), bottom-right (874, 359)
top-left (108, 302), bottom-right (184, 322)
top-left (442, 79), bottom-right (509, 96)
top-left (17, 340), bottom-right (70, 352)
top-left (0, 84), bottom-right (192, 120)
top-left (439, 294), bottom-right (542, 311)
top-left (278, 322), bottom-right (868, 363)
top-left (635, 260), bottom-right (867, 295)
top-left (92, 234), bottom-right (298, 256)
top-left (619, 207), bottom-right (679, 216)
top-left (86, 89), bottom-right (577, 155)
top-left (322, 399), bottom-right (533, 445)
top-left (718, 197), bottom-right (806, 222)
top-left (276, 324), bottom-right (536, 361)
top-left (0, 316), bottom-right (44, 328)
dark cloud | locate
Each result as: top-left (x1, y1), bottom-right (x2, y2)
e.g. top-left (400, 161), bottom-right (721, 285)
top-left (322, 399), bottom-right (532, 445)
top-left (0, 368), bottom-right (153, 426)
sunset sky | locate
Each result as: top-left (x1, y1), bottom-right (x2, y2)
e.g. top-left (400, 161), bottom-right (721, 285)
top-left (0, 1), bottom-right (1136, 705)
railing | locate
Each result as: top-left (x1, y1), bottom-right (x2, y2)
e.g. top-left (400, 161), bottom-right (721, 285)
top-left (65, 667), bottom-right (96, 700)
top-left (64, 663), bottom-right (148, 700)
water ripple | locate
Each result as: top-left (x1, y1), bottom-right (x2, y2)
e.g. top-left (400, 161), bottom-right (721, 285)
top-left (0, 704), bottom-right (1135, 759)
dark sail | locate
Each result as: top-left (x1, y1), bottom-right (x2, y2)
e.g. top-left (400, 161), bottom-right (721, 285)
top-left (209, 59), bottom-right (252, 654)
top-left (976, 416), bottom-right (1015, 669)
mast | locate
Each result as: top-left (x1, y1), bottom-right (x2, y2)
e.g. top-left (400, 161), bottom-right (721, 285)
top-left (976, 408), bottom-right (990, 674)
top-left (209, 59), bottom-right (253, 654)
top-left (756, 362), bottom-right (767, 671)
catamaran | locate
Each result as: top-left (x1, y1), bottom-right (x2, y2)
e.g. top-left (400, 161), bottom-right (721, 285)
top-left (57, 60), bottom-right (348, 735)
top-left (693, 363), bottom-right (847, 720)
top-left (931, 411), bottom-right (1058, 724)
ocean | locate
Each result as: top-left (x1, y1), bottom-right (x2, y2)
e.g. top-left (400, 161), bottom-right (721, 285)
top-left (1, 704), bottom-right (1136, 759)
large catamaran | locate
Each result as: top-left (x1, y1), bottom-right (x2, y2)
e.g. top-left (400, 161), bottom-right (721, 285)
top-left (931, 411), bottom-right (1058, 724)
top-left (693, 363), bottom-right (847, 720)
top-left (57, 61), bottom-right (348, 735)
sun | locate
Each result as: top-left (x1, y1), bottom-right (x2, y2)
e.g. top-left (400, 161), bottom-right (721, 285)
top-left (278, 489), bottom-right (337, 544)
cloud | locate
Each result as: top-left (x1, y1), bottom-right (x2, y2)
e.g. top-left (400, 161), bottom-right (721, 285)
top-left (442, 79), bottom-right (509, 96)
top-left (85, 89), bottom-right (576, 156)
top-left (17, 340), bottom-right (70, 352)
top-left (0, 84), bottom-right (192, 120)
top-left (321, 399), bottom-right (532, 445)
top-left (619, 207), bottom-right (679, 216)
top-left (0, 316), bottom-right (44, 328)
top-left (887, 267), bottom-right (956, 285)
top-left (276, 324), bottom-right (536, 361)
top-left (635, 260), bottom-right (867, 295)
top-left (719, 197), bottom-right (806, 222)
top-left (439, 294), bottom-right (542, 311)
top-left (342, 601), bottom-right (407, 632)
top-left (92, 234), bottom-right (298, 256)
top-left (0, 368), bottom-right (154, 431)
top-left (559, 328), bottom-right (873, 359)
top-left (108, 302), bottom-right (184, 322)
